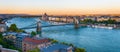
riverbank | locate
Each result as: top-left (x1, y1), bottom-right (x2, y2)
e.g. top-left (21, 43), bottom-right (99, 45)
top-left (5, 17), bottom-right (120, 52)
top-left (49, 38), bottom-right (86, 52)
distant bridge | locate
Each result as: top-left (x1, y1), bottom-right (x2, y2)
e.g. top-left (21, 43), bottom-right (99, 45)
top-left (20, 23), bottom-right (74, 29)
top-left (19, 18), bottom-right (79, 32)
top-left (4, 14), bottom-right (80, 32)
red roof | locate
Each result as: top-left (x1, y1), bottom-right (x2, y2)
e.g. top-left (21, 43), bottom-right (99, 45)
top-left (24, 37), bottom-right (50, 44)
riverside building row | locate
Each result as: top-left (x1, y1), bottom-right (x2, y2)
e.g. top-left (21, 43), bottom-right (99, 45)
top-left (2, 32), bottom-right (73, 52)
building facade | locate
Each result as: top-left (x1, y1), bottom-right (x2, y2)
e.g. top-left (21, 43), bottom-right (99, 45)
top-left (15, 33), bottom-right (29, 49)
top-left (3, 32), bottom-right (17, 45)
top-left (0, 23), bottom-right (7, 32)
top-left (22, 37), bottom-right (51, 52)
top-left (111, 16), bottom-right (120, 22)
top-left (3, 32), bottom-right (29, 49)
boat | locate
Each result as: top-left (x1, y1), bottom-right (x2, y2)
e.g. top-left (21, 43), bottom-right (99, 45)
top-left (92, 25), bottom-right (113, 29)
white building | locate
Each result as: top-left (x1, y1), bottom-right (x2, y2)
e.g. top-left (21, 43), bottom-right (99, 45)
top-left (0, 23), bottom-right (7, 32)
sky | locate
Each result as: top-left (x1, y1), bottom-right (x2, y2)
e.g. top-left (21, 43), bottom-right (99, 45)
top-left (0, 0), bottom-right (120, 15)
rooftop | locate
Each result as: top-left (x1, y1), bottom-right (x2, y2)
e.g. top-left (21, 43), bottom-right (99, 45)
top-left (40, 44), bottom-right (72, 52)
top-left (3, 32), bottom-right (17, 36)
top-left (23, 37), bottom-right (50, 44)
top-left (3, 32), bottom-right (29, 40)
top-left (3, 32), bottom-right (29, 36)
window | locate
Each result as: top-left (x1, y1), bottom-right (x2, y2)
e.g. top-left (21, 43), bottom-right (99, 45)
top-left (24, 44), bottom-right (26, 45)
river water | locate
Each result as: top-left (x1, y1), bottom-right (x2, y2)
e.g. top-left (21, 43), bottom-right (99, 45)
top-left (6, 17), bottom-right (120, 52)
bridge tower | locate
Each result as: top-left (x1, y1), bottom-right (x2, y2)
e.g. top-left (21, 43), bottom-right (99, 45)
top-left (73, 17), bottom-right (79, 29)
top-left (42, 13), bottom-right (48, 21)
top-left (36, 21), bottom-right (41, 34)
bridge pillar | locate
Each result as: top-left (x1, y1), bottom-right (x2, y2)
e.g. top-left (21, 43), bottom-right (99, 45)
top-left (42, 13), bottom-right (48, 21)
top-left (36, 21), bottom-right (42, 35)
top-left (74, 17), bottom-right (79, 29)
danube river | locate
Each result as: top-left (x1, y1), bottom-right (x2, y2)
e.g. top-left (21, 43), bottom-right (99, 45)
top-left (6, 17), bottom-right (120, 52)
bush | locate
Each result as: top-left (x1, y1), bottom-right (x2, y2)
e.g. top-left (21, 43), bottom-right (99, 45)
top-left (8, 24), bottom-right (18, 32)
top-left (0, 33), bottom-right (21, 52)
top-left (51, 39), bottom-right (58, 44)
top-left (8, 24), bottom-right (25, 33)
top-left (74, 47), bottom-right (86, 52)
top-left (28, 48), bottom-right (40, 52)
top-left (31, 31), bottom-right (37, 37)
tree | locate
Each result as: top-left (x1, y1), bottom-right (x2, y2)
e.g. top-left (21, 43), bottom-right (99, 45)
top-left (107, 19), bottom-right (116, 24)
top-left (61, 42), bottom-right (69, 45)
top-left (69, 43), bottom-right (74, 47)
top-left (0, 33), bottom-right (3, 38)
top-left (74, 48), bottom-right (86, 52)
top-left (81, 19), bottom-right (94, 24)
top-left (0, 33), bottom-right (21, 52)
top-left (31, 31), bottom-right (37, 37)
top-left (98, 19), bottom-right (116, 24)
top-left (9, 24), bottom-right (18, 32)
top-left (51, 40), bottom-right (58, 44)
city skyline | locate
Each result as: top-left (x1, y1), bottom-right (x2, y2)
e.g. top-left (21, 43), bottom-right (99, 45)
top-left (0, 0), bottom-right (120, 15)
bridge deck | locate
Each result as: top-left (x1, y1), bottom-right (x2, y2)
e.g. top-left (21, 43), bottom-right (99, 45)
top-left (20, 23), bottom-right (74, 29)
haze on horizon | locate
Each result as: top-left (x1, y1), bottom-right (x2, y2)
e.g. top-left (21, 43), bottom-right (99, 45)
top-left (0, 0), bottom-right (120, 15)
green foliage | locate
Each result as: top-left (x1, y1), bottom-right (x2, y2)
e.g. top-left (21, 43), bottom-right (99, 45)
top-left (0, 19), bottom-right (2, 22)
top-left (16, 29), bottom-right (25, 33)
top-left (28, 48), bottom-right (40, 52)
top-left (0, 33), bottom-right (3, 38)
top-left (8, 24), bottom-right (25, 33)
top-left (61, 42), bottom-right (69, 45)
top-left (74, 48), bottom-right (86, 52)
top-left (69, 43), bottom-right (74, 47)
top-left (0, 34), bottom-right (6, 46)
top-left (81, 19), bottom-right (95, 24)
top-left (17, 48), bottom-right (22, 52)
top-left (98, 20), bottom-right (113, 24)
top-left (0, 33), bottom-right (21, 52)
top-left (81, 19), bottom-right (116, 24)
top-left (51, 39), bottom-right (58, 44)
top-left (8, 24), bottom-right (18, 32)
top-left (61, 42), bottom-right (74, 47)
top-left (31, 31), bottom-right (37, 37)
top-left (107, 19), bottom-right (116, 24)
top-left (49, 38), bottom-right (58, 44)
top-left (80, 19), bottom-right (116, 25)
